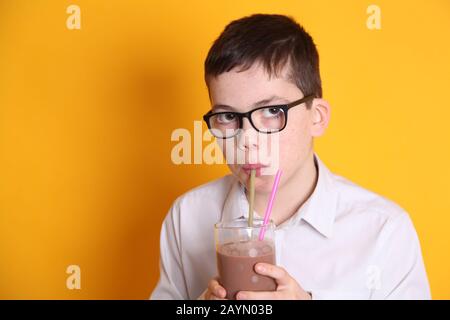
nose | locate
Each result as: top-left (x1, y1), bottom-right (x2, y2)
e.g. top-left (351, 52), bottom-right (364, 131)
top-left (237, 117), bottom-right (259, 151)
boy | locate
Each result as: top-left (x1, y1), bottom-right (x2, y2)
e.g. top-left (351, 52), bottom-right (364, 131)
top-left (151, 14), bottom-right (430, 300)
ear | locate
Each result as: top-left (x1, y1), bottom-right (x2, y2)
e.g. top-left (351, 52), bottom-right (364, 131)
top-left (309, 98), bottom-right (331, 137)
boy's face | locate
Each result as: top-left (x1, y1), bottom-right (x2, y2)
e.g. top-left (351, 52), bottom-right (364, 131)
top-left (207, 63), bottom-right (325, 193)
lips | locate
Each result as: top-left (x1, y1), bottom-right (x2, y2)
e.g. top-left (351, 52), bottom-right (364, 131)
top-left (241, 164), bottom-right (268, 177)
top-left (242, 164), bottom-right (265, 170)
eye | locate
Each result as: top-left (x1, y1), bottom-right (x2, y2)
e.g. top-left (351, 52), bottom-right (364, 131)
top-left (262, 107), bottom-right (282, 118)
top-left (216, 113), bottom-right (237, 124)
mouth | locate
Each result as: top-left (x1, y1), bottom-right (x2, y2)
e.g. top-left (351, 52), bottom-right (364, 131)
top-left (241, 164), bottom-right (268, 177)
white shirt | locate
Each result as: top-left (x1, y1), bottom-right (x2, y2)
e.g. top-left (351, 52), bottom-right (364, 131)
top-left (150, 154), bottom-right (431, 300)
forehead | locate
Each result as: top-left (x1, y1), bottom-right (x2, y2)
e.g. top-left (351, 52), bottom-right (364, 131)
top-left (207, 63), bottom-right (301, 110)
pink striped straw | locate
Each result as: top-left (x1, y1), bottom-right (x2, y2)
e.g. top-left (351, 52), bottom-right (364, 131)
top-left (258, 169), bottom-right (282, 240)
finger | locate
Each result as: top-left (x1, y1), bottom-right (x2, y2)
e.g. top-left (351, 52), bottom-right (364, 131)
top-left (211, 294), bottom-right (227, 300)
top-left (236, 290), bottom-right (280, 300)
top-left (205, 288), bottom-right (227, 300)
top-left (208, 279), bottom-right (226, 299)
top-left (254, 263), bottom-right (291, 286)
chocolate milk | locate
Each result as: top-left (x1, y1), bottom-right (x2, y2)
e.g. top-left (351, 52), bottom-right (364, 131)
top-left (217, 240), bottom-right (277, 300)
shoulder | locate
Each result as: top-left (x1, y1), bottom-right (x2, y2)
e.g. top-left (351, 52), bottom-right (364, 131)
top-left (166, 174), bottom-right (235, 223)
top-left (173, 174), bottom-right (234, 208)
top-left (332, 173), bottom-right (408, 223)
top-left (330, 173), bottom-right (422, 254)
top-left (330, 173), bottom-right (419, 242)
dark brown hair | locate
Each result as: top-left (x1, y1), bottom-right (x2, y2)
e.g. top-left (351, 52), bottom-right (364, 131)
top-left (204, 14), bottom-right (322, 105)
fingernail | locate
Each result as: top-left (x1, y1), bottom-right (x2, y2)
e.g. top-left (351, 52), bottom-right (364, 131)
top-left (256, 264), bottom-right (265, 272)
top-left (237, 293), bottom-right (247, 300)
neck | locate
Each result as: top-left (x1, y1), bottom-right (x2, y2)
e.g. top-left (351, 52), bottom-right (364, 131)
top-left (252, 152), bottom-right (318, 226)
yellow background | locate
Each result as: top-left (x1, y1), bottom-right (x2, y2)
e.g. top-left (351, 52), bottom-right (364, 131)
top-left (1, 0), bottom-right (449, 299)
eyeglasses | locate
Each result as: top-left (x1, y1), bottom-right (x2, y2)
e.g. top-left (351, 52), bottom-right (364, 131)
top-left (203, 95), bottom-right (314, 139)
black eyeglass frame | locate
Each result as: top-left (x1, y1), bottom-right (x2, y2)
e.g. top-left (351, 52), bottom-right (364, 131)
top-left (203, 94), bottom-right (315, 139)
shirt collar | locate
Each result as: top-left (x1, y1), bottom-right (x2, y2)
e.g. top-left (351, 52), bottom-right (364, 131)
top-left (221, 153), bottom-right (338, 238)
top-left (298, 154), bottom-right (338, 238)
top-left (221, 179), bottom-right (252, 222)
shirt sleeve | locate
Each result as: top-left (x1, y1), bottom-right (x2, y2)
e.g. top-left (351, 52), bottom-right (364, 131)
top-left (150, 200), bottom-right (189, 300)
top-left (372, 212), bottom-right (431, 300)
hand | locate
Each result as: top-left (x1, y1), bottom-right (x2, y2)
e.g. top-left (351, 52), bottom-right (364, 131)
top-left (204, 277), bottom-right (228, 300)
top-left (236, 263), bottom-right (311, 300)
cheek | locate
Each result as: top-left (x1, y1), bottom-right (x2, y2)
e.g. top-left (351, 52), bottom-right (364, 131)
top-left (279, 116), bottom-right (311, 162)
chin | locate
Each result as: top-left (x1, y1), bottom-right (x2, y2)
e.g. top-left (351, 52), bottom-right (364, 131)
top-left (253, 176), bottom-right (276, 193)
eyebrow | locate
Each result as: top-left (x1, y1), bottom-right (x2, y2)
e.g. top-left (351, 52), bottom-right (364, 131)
top-left (211, 95), bottom-right (289, 112)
